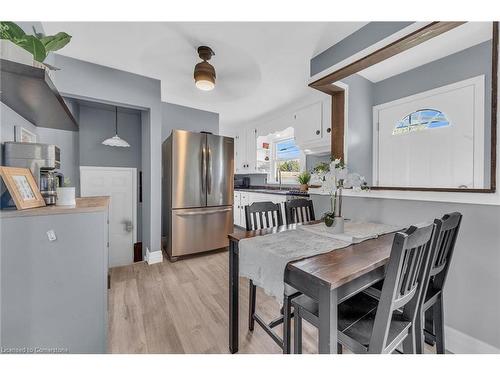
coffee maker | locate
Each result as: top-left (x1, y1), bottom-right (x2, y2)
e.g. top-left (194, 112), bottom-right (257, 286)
top-left (3, 142), bottom-right (64, 205)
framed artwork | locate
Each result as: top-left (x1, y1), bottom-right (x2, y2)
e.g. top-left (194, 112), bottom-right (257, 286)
top-left (0, 167), bottom-right (45, 210)
top-left (14, 126), bottom-right (37, 143)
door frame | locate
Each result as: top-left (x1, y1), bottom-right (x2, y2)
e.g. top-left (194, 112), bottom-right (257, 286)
top-left (79, 166), bottom-right (138, 244)
top-left (372, 75), bottom-right (485, 189)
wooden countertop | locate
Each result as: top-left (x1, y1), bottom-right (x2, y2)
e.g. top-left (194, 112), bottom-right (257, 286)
top-left (0, 196), bottom-right (110, 218)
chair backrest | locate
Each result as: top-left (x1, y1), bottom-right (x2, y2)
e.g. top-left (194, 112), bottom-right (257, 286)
top-left (369, 222), bottom-right (438, 353)
top-left (244, 201), bottom-right (283, 231)
top-left (430, 212), bottom-right (462, 291)
top-left (284, 199), bottom-right (315, 224)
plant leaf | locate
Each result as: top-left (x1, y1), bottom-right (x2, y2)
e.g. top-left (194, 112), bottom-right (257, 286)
top-left (0, 21), bottom-right (26, 41)
top-left (40, 32), bottom-right (71, 52)
top-left (16, 35), bottom-right (47, 62)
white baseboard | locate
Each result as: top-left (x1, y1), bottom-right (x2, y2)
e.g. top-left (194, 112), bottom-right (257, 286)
top-left (445, 325), bottom-right (500, 354)
top-left (145, 248), bottom-right (163, 265)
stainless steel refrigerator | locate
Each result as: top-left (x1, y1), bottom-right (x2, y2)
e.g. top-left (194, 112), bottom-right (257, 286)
top-left (162, 130), bottom-right (234, 260)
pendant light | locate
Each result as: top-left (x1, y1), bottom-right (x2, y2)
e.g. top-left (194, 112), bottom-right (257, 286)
top-left (194, 46), bottom-right (216, 91)
top-left (102, 106), bottom-right (130, 148)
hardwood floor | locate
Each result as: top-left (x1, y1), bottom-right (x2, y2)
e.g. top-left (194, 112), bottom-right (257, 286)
top-left (108, 249), bottom-right (437, 354)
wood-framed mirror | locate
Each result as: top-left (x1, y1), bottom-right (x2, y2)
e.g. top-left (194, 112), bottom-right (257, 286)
top-left (310, 22), bottom-right (498, 193)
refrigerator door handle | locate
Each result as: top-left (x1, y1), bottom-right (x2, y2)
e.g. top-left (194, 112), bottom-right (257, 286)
top-left (176, 207), bottom-right (232, 216)
top-left (207, 146), bottom-right (212, 194)
top-left (201, 146), bottom-right (207, 193)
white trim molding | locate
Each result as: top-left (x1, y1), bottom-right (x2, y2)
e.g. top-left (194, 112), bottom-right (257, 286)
top-left (445, 325), bottom-right (500, 354)
top-left (146, 248), bottom-right (163, 265)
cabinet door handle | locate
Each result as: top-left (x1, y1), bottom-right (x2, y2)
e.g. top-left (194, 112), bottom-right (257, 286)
top-left (316, 130), bottom-right (320, 135)
top-left (327, 128), bottom-right (331, 133)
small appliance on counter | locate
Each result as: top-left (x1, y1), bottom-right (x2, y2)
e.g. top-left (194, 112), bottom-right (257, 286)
top-left (3, 142), bottom-right (64, 205)
top-left (234, 176), bottom-right (250, 189)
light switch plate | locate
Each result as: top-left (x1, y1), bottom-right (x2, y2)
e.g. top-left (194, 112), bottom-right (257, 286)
top-left (46, 230), bottom-right (57, 241)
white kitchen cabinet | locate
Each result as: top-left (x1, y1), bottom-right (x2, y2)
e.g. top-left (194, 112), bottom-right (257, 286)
top-left (233, 190), bottom-right (286, 227)
top-left (234, 127), bottom-right (262, 174)
top-left (293, 102), bottom-right (323, 144)
top-left (293, 98), bottom-right (332, 154)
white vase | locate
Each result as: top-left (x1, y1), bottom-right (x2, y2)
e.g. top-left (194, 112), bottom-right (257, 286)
top-left (56, 187), bottom-right (76, 206)
top-left (328, 216), bottom-right (345, 234)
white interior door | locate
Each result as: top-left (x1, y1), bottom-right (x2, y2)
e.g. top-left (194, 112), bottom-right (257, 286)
top-left (374, 76), bottom-right (484, 188)
top-left (80, 166), bottom-right (137, 267)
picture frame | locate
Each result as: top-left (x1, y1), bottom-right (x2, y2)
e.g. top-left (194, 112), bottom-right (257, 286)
top-left (14, 125), bottom-right (37, 143)
top-left (0, 167), bottom-right (46, 210)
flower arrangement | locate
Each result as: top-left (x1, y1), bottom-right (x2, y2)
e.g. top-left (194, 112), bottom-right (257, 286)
top-left (313, 158), bottom-right (369, 229)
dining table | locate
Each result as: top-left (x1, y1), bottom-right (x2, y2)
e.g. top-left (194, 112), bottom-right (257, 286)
top-left (228, 220), bottom-right (398, 354)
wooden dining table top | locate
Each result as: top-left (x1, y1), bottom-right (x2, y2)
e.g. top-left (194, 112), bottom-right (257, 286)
top-left (228, 220), bottom-right (398, 290)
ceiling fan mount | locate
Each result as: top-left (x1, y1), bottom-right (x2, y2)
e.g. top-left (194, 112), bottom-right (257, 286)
top-left (197, 46), bottom-right (215, 61)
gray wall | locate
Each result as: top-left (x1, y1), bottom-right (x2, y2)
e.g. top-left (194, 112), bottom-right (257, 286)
top-left (0, 103), bottom-right (38, 165)
top-left (310, 22), bottom-right (413, 76)
top-left (45, 53), bottom-right (162, 256)
top-left (161, 102), bottom-right (219, 141)
top-left (77, 101), bottom-right (143, 241)
top-left (79, 103), bottom-right (142, 169)
top-left (311, 194), bottom-right (500, 351)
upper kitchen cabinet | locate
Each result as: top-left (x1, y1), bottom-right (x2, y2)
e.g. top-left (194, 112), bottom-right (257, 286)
top-left (234, 127), bottom-right (261, 174)
top-left (0, 59), bottom-right (79, 131)
top-left (293, 98), bottom-right (331, 153)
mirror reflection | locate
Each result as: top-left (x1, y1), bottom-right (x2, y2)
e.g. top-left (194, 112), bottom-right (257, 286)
top-left (341, 21), bottom-right (494, 190)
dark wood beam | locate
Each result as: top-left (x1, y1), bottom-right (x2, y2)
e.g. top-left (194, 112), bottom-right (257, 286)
top-left (309, 22), bottom-right (466, 89)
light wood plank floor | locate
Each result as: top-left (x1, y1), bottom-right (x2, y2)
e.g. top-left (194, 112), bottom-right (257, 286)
top-left (108, 249), bottom-right (437, 354)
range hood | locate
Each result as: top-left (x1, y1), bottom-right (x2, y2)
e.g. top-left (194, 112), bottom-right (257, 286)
top-left (0, 59), bottom-right (79, 131)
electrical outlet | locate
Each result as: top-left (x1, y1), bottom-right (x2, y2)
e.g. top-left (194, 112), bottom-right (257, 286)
top-left (46, 230), bottom-right (57, 242)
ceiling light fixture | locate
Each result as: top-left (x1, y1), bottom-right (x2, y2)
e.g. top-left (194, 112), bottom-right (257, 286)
top-left (194, 46), bottom-right (216, 91)
top-left (102, 106), bottom-right (131, 148)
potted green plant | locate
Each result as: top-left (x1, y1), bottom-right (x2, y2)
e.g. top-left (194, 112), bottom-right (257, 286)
top-left (297, 171), bottom-right (311, 192)
top-left (0, 21), bottom-right (71, 68)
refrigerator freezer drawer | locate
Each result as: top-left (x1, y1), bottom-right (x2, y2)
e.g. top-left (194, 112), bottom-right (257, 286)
top-left (169, 206), bottom-right (233, 257)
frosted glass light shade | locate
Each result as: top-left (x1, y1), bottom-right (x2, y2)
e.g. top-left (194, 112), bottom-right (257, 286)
top-left (102, 134), bottom-right (131, 147)
top-left (195, 79), bottom-right (215, 91)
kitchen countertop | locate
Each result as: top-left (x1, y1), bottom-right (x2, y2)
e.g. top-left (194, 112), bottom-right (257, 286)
top-left (234, 187), bottom-right (309, 197)
top-left (0, 196), bottom-right (110, 218)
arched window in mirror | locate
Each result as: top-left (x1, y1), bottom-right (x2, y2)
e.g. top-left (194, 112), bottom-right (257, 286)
top-left (392, 109), bottom-right (450, 135)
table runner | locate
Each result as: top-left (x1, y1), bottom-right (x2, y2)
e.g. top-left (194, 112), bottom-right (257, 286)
top-left (239, 221), bottom-right (403, 302)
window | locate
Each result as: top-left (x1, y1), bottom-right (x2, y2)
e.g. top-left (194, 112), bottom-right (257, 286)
top-left (392, 109), bottom-right (450, 135)
top-left (274, 138), bottom-right (302, 184)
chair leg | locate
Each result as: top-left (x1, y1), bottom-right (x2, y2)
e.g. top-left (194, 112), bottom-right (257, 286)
top-left (248, 280), bottom-right (256, 332)
top-left (294, 308), bottom-right (302, 354)
top-left (434, 295), bottom-right (445, 354)
top-left (282, 294), bottom-right (293, 354)
top-left (424, 305), bottom-right (435, 346)
top-left (415, 308), bottom-right (425, 354)
top-left (402, 326), bottom-right (416, 354)
top-left (337, 343), bottom-right (343, 354)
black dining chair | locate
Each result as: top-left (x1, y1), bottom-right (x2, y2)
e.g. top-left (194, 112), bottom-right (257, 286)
top-left (244, 201), bottom-right (299, 353)
top-left (364, 212), bottom-right (463, 354)
top-left (418, 212), bottom-right (462, 354)
top-left (292, 222), bottom-right (439, 354)
top-left (284, 199), bottom-right (315, 225)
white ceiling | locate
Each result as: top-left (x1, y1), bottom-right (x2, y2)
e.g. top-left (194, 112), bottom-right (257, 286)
top-left (42, 22), bottom-right (366, 128)
top-left (358, 22), bottom-right (492, 83)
